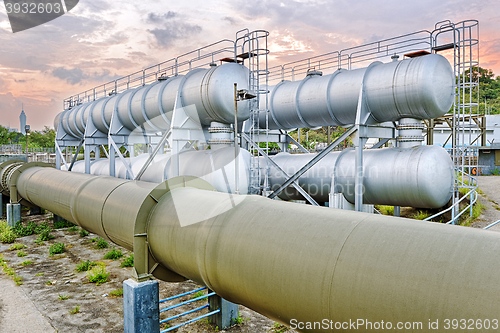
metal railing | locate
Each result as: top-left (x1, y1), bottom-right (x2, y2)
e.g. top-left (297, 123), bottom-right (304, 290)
top-left (159, 287), bottom-right (219, 332)
top-left (63, 39), bottom-right (237, 109)
top-left (424, 170), bottom-right (478, 224)
top-left (268, 29), bottom-right (432, 84)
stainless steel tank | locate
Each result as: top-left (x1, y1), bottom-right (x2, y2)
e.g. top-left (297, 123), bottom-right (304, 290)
top-left (267, 145), bottom-right (454, 208)
top-left (55, 63), bottom-right (250, 136)
top-left (260, 54), bottom-right (454, 129)
top-left (66, 147), bottom-right (251, 195)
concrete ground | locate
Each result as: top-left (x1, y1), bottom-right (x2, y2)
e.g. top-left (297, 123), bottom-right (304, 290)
top-left (470, 175), bottom-right (500, 231)
top-left (0, 275), bottom-right (56, 333)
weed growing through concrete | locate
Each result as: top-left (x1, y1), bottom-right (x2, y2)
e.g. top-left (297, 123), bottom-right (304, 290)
top-left (103, 247), bottom-right (123, 260)
top-left (0, 254), bottom-right (23, 285)
top-left (17, 250), bottom-right (27, 257)
top-left (49, 243), bottom-right (66, 256)
top-left (120, 254), bottom-right (134, 268)
top-left (79, 229), bottom-right (89, 237)
top-left (69, 305), bottom-right (80, 314)
top-left (110, 288), bottom-right (123, 297)
top-left (86, 263), bottom-right (109, 285)
top-left (20, 260), bottom-right (32, 266)
top-left (9, 243), bottom-right (26, 251)
top-left (75, 260), bottom-right (97, 272)
top-left (58, 294), bottom-right (70, 300)
top-left (0, 221), bottom-right (17, 244)
top-left (94, 238), bottom-right (109, 249)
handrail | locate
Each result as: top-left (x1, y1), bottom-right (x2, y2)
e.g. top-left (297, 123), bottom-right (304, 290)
top-left (423, 170), bottom-right (478, 224)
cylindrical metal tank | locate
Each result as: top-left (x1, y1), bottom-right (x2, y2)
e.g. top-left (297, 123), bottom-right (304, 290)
top-left (267, 145), bottom-right (453, 208)
top-left (65, 147), bottom-right (251, 195)
top-left (55, 63), bottom-right (250, 136)
top-left (260, 54), bottom-right (454, 129)
top-left (10, 166), bottom-right (500, 332)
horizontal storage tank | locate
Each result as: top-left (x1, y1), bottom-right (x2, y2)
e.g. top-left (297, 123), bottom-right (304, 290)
top-left (259, 54), bottom-right (455, 129)
top-left (267, 145), bottom-right (454, 208)
top-left (55, 63), bottom-right (250, 137)
top-left (66, 147), bottom-right (251, 195)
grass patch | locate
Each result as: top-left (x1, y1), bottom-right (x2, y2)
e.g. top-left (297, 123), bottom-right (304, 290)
top-left (0, 221), bottom-right (17, 244)
top-left (94, 238), bottom-right (109, 249)
top-left (110, 288), bottom-right (123, 297)
top-left (270, 322), bottom-right (290, 332)
top-left (48, 243), bottom-right (66, 256)
top-left (232, 314), bottom-right (249, 326)
top-left (86, 263), bottom-right (109, 285)
top-left (103, 247), bottom-right (123, 260)
top-left (413, 211), bottom-right (430, 220)
top-left (17, 250), bottom-right (27, 257)
top-left (79, 229), bottom-right (89, 237)
top-left (13, 221), bottom-right (37, 237)
top-left (490, 168), bottom-right (500, 176)
top-left (53, 219), bottom-right (75, 229)
top-left (375, 205), bottom-right (394, 216)
top-left (69, 305), bottom-right (80, 315)
top-left (58, 294), bottom-right (70, 300)
top-left (192, 290), bottom-right (206, 300)
top-left (19, 260), bottom-right (32, 266)
top-left (462, 202), bottom-right (487, 226)
top-left (0, 254), bottom-right (23, 285)
top-left (9, 243), bottom-right (26, 251)
top-left (36, 225), bottom-right (54, 242)
top-left (35, 272), bottom-right (44, 276)
top-left (75, 260), bottom-right (97, 272)
top-left (45, 280), bottom-right (53, 285)
top-left (120, 254), bottom-right (134, 268)
top-left (67, 225), bottom-right (79, 232)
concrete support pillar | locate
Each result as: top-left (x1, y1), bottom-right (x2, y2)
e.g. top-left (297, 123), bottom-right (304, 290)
top-left (394, 206), bottom-right (401, 217)
top-left (6, 203), bottom-right (21, 227)
top-left (123, 279), bottom-right (159, 333)
top-left (208, 293), bottom-right (239, 330)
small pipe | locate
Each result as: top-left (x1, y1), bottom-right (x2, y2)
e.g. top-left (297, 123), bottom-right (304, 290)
top-left (484, 220), bottom-right (500, 230)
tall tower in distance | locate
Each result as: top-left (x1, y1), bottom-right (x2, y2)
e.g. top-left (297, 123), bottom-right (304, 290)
top-left (20, 104), bottom-right (26, 135)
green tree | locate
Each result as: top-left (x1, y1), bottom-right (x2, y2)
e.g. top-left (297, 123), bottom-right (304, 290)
top-left (27, 126), bottom-right (55, 148)
top-left (0, 125), bottom-right (18, 144)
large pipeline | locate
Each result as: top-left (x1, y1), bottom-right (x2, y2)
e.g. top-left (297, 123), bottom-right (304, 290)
top-left (5, 164), bottom-right (500, 332)
top-left (259, 54), bottom-right (454, 129)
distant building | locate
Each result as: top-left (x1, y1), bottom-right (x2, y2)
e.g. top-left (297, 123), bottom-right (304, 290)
top-left (20, 107), bottom-right (26, 135)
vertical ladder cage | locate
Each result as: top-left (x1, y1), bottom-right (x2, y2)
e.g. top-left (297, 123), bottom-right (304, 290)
top-left (236, 30), bottom-right (270, 195)
top-left (432, 20), bottom-right (480, 223)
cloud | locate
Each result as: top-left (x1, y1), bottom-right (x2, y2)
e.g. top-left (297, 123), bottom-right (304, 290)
top-left (147, 12), bottom-right (177, 23)
top-left (145, 11), bottom-right (202, 48)
top-left (51, 67), bottom-right (116, 85)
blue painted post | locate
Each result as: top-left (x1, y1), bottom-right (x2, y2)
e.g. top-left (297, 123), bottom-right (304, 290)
top-left (123, 279), bottom-right (160, 333)
top-left (208, 293), bottom-right (239, 330)
top-left (6, 203), bottom-right (21, 227)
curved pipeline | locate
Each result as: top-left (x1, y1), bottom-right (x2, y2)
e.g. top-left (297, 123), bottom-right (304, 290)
top-left (55, 63), bottom-right (250, 137)
top-left (259, 54), bottom-right (455, 129)
top-left (5, 164), bottom-right (500, 333)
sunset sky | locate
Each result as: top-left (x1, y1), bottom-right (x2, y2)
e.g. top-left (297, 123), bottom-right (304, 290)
top-left (0, 0), bottom-right (499, 131)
